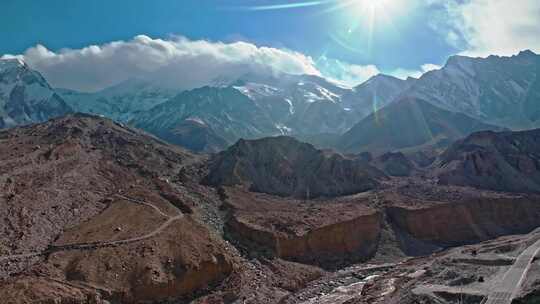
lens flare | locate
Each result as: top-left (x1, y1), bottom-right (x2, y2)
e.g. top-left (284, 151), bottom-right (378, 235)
top-left (224, 0), bottom-right (406, 56)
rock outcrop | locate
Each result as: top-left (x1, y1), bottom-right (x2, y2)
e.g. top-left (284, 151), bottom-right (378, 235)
top-left (205, 136), bottom-right (385, 198)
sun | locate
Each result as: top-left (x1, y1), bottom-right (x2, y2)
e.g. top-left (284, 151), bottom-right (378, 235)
top-left (364, 0), bottom-right (388, 9)
top-left (350, 0), bottom-right (392, 12)
top-left (331, 0), bottom-right (406, 55)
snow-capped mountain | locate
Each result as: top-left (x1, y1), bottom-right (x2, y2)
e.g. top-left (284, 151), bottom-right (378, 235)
top-left (403, 50), bottom-right (540, 129)
top-left (0, 58), bottom-right (72, 128)
top-left (132, 86), bottom-right (280, 152)
top-left (130, 73), bottom-right (418, 152)
top-left (8, 50), bottom-right (537, 154)
top-left (342, 74), bottom-right (417, 120)
top-left (58, 78), bottom-right (178, 122)
top-left (230, 74), bottom-right (357, 135)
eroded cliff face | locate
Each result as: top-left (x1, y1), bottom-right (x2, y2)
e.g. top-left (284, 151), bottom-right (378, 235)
top-left (223, 184), bottom-right (540, 268)
top-left (228, 213), bottom-right (382, 266)
top-left (222, 187), bottom-right (383, 267)
top-left (275, 214), bottom-right (382, 264)
top-left (387, 196), bottom-right (540, 247)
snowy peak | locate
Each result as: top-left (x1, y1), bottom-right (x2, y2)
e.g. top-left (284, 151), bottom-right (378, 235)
top-left (518, 49), bottom-right (537, 58)
top-left (58, 78), bottom-right (178, 122)
top-left (359, 74), bottom-right (402, 86)
top-left (443, 55), bottom-right (478, 77)
top-left (355, 74), bottom-right (414, 91)
top-left (341, 73), bottom-right (415, 119)
top-left (404, 50), bottom-right (540, 129)
top-left (0, 58), bottom-right (26, 71)
top-left (0, 59), bottom-right (72, 128)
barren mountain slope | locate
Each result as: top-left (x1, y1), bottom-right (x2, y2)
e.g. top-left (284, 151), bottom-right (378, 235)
top-left (0, 114), bottom-right (236, 303)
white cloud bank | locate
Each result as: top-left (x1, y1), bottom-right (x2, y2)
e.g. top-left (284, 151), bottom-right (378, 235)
top-left (430, 0), bottom-right (540, 57)
top-left (389, 63), bottom-right (441, 80)
top-left (2, 35), bottom-right (381, 92)
top-left (315, 56), bottom-right (380, 87)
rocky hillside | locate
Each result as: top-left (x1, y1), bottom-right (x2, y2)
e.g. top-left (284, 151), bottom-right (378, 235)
top-left (0, 114), bottom-right (236, 303)
top-left (204, 136), bottom-right (385, 198)
top-left (338, 97), bottom-right (503, 154)
top-left (435, 128), bottom-right (540, 193)
top-left (0, 58), bottom-right (72, 128)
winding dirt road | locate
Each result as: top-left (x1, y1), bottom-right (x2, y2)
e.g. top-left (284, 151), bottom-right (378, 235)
top-left (0, 192), bottom-right (183, 262)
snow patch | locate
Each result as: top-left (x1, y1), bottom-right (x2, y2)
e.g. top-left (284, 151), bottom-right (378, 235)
top-left (275, 123), bottom-right (292, 135)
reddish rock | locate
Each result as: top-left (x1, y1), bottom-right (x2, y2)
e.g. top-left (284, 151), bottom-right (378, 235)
top-left (387, 196), bottom-right (540, 247)
top-left (224, 188), bottom-right (382, 267)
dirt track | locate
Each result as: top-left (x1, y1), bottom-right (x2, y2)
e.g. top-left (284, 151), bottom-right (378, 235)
top-left (0, 193), bottom-right (183, 262)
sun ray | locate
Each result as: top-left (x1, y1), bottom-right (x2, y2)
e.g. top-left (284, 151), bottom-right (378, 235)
top-left (367, 5), bottom-right (376, 55)
top-left (227, 0), bottom-right (333, 11)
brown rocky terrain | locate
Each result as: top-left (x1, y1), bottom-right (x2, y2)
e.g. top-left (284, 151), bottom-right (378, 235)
top-left (0, 114), bottom-right (236, 303)
top-left (222, 187), bottom-right (382, 267)
top-left (204, 136), bottom-right (385, 198)
top-left (3, 116), bottom-right (540, 304)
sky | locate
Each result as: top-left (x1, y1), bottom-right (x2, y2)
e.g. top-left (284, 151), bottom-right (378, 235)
top-left (1, 0), bottom-right (539, 92)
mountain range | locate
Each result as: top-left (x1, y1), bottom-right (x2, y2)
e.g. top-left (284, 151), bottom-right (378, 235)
top-left (0, 50), bottom-right (538, 154)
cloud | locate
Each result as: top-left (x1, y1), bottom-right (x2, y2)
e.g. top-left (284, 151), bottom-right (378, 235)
top-left (316, 56), bottom-right (380, 87)
top-left (2, 35), bottom-right (323, 92)
top-left (389, 63), bottom-right (441, 80)
top-left (429, 0), bottom-right (540, 57)
top-left (421, 63), bottom-right (441, 73)
top-left (389, 68), bottom-right (422, 80)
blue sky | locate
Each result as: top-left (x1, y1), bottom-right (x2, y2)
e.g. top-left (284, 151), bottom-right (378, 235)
top-left (2, 0), bottom-right (539, 91)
